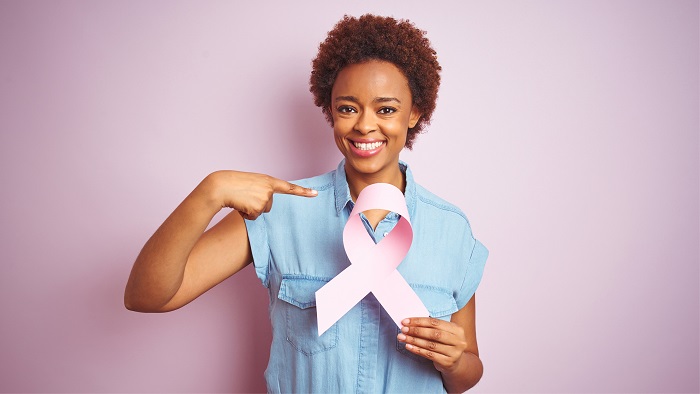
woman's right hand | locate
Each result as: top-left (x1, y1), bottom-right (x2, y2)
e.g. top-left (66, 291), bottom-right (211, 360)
top-left (204, 170), bottom-right (318, 220)
top-left (125, 170), bottom-right (316, 312)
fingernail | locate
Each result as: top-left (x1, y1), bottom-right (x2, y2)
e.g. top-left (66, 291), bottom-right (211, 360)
top-left (397, 334), bottom-right (406, 341)
top-left (310, 189), bottom-right (318, 195)
top-left (401, 326), bottom-right (409, 333)
top-left (405, 344), bottom-right (414, 350)
top-left (402, 318), bottom-right (410, 325)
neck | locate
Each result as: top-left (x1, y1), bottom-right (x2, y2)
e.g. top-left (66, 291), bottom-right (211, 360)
top-left (345, 162), bottom-right (406, 201)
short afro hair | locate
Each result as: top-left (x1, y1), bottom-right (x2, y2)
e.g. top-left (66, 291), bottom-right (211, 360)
top-left (309, 14), bottom-right (441, 149)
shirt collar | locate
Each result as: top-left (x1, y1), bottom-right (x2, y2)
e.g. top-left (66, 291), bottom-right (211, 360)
top-left (333, 159), bottom-right (417, 219)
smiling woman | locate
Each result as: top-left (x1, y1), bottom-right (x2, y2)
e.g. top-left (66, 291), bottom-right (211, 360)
top-left (125, 13), bottom-right (488, 394)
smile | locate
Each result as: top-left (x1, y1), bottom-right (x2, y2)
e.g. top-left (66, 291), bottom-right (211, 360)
top-left (352, 141), bottom-right (384, 150)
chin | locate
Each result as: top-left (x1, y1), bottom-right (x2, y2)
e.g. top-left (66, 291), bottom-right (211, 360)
top-left (346, 157), bottom-right (387, 174)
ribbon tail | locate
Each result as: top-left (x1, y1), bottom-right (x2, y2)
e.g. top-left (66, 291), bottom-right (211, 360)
top-left (315, 267), bottom-right (372, 336)
top-left (372, 270), bottom-right (430, 328)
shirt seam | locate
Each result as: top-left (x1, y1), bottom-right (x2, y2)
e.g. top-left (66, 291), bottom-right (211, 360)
top-left (416, 194), bottom-right (470, 223)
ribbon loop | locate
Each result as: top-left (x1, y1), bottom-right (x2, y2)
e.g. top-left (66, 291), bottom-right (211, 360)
top-left (315, 183), bottom-right (429, 336)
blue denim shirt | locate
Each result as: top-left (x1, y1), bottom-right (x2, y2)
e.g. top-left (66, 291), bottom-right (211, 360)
top-left (245, 160), bottom-right (488, 393)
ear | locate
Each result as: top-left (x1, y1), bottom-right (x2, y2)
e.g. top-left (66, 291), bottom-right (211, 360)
top-left (408, 105), bottom-right (422, 128)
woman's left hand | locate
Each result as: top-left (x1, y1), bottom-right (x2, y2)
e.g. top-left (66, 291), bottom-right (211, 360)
top-left (397, 317), bottom-right (468, 373)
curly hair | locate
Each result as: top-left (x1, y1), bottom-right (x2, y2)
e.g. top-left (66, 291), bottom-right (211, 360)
top-left (309, 14), bottom-right (441, 149)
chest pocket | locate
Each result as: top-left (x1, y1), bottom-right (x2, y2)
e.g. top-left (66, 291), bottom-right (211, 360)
top-left (277, 276), bottom-right (338, 356)
top-left (396, 285), bottom-right (459, 364)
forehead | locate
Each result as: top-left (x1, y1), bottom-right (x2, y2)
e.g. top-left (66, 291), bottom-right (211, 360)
top-left (332, 60), bottom-right (412, 100)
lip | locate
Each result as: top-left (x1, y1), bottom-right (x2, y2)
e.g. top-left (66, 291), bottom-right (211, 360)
top-left (347, 138), bottom-right (385, 157)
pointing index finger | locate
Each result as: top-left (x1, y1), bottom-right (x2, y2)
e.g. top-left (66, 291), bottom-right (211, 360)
top-left (271, 177), bottom-right (318, 197)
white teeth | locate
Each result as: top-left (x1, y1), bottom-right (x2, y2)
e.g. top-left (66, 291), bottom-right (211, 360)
top-left (353, 141), bottom-right (383, 150)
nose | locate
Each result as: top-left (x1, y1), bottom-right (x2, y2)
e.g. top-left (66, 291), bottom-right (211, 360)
top-left (353, 110), bottom-right (376, 135)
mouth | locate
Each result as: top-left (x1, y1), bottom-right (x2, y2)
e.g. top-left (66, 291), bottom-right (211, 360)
top-left (352, 141), bottom-right (384, 151)
top-left (348, 139), bottom-right (385, 157)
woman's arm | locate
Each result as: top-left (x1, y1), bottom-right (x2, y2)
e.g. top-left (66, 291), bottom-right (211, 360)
top-left (398, 294), bottom-right (483, 393)
top-left (124, 171), bottom-right (317, 313)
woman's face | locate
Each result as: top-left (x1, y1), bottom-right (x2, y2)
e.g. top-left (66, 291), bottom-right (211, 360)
top-left (331, 60), bottom-right (421, 181)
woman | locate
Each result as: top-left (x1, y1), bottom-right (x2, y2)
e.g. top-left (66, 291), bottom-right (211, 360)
top-left (125, 14), bottom-right (488, 393)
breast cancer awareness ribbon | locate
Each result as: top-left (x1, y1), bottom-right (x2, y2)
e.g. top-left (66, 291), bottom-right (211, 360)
top-left (315, 183), bottom-right (429, 336)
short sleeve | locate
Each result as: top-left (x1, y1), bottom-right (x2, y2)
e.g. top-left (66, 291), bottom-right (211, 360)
top-left (455, 238), bottom-right (488, 310)
top-left (244, 215), bottom-right (271, 288)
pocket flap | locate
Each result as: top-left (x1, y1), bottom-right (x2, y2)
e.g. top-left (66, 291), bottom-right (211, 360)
top-left (279, 277), bottom-right (458, 316)
top-left (412, 285), bottom-right (459, 317)
top-left (278, 276), bottom-right (330, 309)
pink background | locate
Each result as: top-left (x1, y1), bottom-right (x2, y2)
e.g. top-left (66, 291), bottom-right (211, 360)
top-left (1, 1), bottom-right (697, 392)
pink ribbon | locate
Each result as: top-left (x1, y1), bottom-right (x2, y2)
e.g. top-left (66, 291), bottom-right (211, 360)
top-left (315, 183), bottom-right (429, 336)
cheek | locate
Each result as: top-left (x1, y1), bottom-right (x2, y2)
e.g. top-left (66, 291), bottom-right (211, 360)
top-left (332, 121), bottom-right (343, 137)
top-left (388, 121), bottom-right (409, 143)
top-left (332, 125), bottom-right (346, 146)
top-left (332, 117), bottom-right (352, 134)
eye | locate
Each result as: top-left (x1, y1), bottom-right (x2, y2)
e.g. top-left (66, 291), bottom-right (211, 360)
top-left (337, 105), bottom-right (357, 114)
top-left (377, 107), bottom-right (397, 115)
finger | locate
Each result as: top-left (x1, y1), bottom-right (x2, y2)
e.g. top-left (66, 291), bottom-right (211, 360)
top-left (398, 332), bottom-right (464, 369)
top-left (402, 317), bottom-right (460, 335)
top-left (269, 177), bottom-right (318, 197)
top-left (397, 332), bottom-right (450, 355)
top-left (400, 325), bottom-right (456, 346)
top-left (402, 340), bottom-right (453, 365)
top-left (237, 210), bottom-right (259, 221)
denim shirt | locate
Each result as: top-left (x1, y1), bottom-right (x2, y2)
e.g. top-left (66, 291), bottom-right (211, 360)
top-left (244, 160), bottom-right (488, 393)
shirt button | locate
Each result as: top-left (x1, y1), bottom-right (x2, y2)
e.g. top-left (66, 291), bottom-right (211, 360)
top-left (383, 232), bottom-right (389, 237)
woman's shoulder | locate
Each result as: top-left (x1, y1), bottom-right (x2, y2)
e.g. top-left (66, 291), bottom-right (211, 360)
top-left (413, 183), bottom-right (470, 223)
top-left (411, 182), bottom-right (480, 243)
top-left (265, 168), bottom-right (337, 217)
top-left (289, 168), bottom-right (336, 193)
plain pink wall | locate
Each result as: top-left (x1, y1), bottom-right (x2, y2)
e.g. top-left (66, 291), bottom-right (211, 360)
top-left (0, 0), bottom-right (697, 392)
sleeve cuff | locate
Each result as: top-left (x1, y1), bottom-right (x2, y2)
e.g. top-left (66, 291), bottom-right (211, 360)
top-left (455, 239), bottom-right (488, 309)
top-left (244, 215), bottom-right (271, 288)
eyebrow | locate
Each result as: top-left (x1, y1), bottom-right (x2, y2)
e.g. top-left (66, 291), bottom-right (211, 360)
top-left (334, 95), bottom-right (401, 104)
